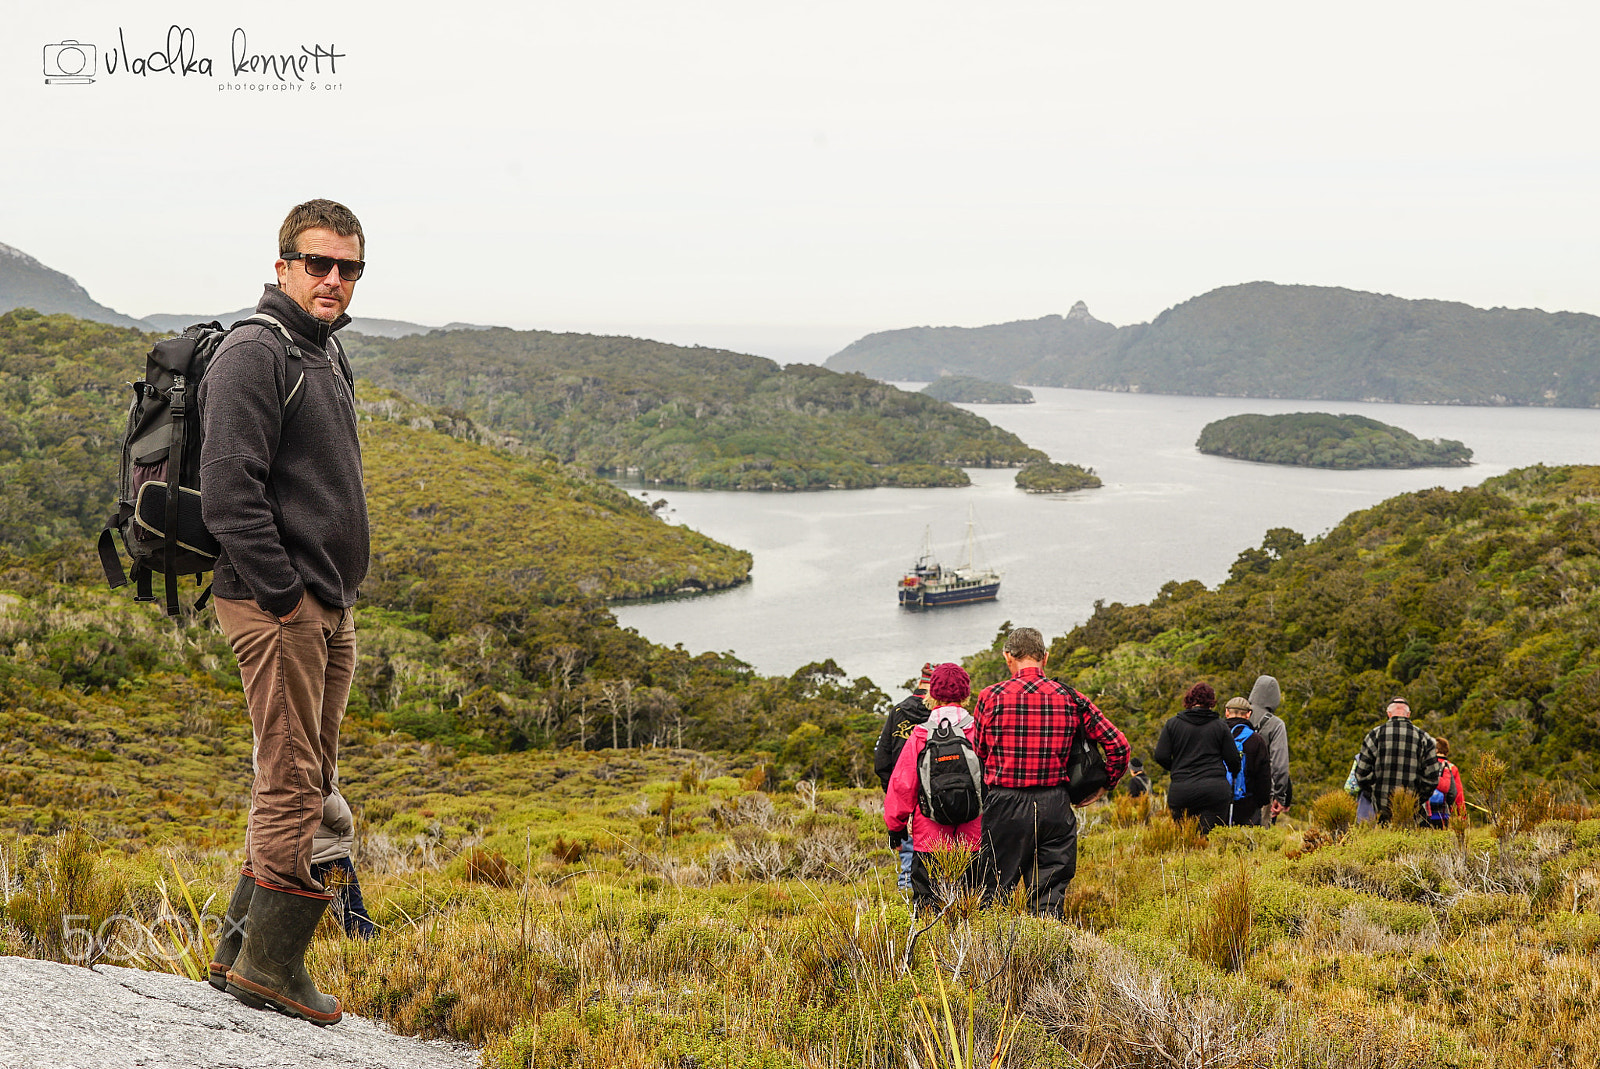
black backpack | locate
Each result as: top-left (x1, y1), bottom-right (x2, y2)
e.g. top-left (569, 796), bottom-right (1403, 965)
top-left (917, 720), bottom-right (984, 826)
top-left (97, 314), bottom-right (318, 616)
top-left (1055, 679), bottom-right (1110, 805)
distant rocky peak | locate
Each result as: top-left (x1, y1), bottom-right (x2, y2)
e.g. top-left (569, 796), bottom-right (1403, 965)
top-left (0, 242), bottom-right (45, 267)
top-left (1065, 300), bottom-right (1094, 322)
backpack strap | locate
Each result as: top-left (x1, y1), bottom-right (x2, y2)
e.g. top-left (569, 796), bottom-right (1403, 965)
top-left (161, 370), bottom-right (192, 616)
top-left (1051, 678), bottom-right (1092, 749)
top-left (232, 313), bottom-right (313, 425)
top-left (98, 526), bottom-right (127, 589)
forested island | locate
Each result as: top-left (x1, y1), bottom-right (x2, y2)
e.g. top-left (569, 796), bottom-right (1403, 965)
top-left (827, 283), bottom-right (1600, 407)
top-left (1014, 460), bottom-right (1101, 492)
top-left (920, 376), bottom-right (1034, 404)
top-left (341, 328), bottom-right (1046, 490)
top-left (1196, 412), bottom-right (1472, 469)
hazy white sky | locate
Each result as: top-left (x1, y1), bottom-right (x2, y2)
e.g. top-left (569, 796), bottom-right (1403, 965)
top-left (5, 1), bottom-right (1598, 361)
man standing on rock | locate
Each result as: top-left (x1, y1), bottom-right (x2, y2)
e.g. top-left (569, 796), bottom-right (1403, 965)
top-left (200, 199), bottom-right (369, 1026)
top-left (972, 627), bottom-right (1130, 917)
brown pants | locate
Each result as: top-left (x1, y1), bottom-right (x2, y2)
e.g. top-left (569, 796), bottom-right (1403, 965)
top-left (215, 593), bottom-right (356, 894)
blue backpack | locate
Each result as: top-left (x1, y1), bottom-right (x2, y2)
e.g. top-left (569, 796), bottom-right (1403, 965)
top-left (1228, 723), bottom-right (1253, 801)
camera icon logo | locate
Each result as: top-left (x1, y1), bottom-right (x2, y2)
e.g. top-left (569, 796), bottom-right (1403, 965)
top-left (44, 40), bottom-right (97, 84)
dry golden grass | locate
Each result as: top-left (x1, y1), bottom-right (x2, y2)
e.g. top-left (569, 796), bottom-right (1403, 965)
top-left (4, 753), bottom-right (1599, 1069)
top-left (1111, 790), bottom-right (1153, 828)
top-left (1188, 861), bottom-right (1252, 972)
top-left (1387, 786), bottom-right (1422, 826)
top-left (1309, 790), bottom-right (1357, 835)
top-left (1139, 812), bottom-right (1206, 854)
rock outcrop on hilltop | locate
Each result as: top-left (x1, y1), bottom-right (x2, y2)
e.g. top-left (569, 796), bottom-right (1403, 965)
top-left (0, 956), bottom-right (476, 1069)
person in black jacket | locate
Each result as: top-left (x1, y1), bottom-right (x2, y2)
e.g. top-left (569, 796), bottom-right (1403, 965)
top-left (1153, 682), bottom-right (1240, 834)
top-left (1223, 696), bottom-right (1271, 826)
top-left (1123, 758), bottom-right (1153, 798)
top-left (874, 662), bottom-right (932, 890)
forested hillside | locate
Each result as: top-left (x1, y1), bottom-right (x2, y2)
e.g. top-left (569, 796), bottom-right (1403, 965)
top-left (0, 543), bottom-right (883, 841)
top-left (828, 282), bottom-right (1600, 406)
top-left (0, 308), bottom-right (748, 599)
top-left (0, 309), bottom-right (895, 839)
top-left (1197, 412), bottom-right (1473, 469)
top-left (970, 465), bottom-right (1600, 798)
top-left (341, 328), bottom-right (1045, 489)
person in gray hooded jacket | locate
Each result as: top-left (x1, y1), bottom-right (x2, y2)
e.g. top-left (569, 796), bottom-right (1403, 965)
top-left (1248, 675), bottom-right (1292, 823)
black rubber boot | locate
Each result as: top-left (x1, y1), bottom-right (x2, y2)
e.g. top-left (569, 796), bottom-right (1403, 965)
top-left (225, 885), bottom-right (342, 1025)
top-left (207, 873), bottom-right (254, 991)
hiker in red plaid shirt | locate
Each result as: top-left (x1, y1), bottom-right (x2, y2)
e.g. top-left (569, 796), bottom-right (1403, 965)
top-left (973, 627), bottom-right (1130, 917)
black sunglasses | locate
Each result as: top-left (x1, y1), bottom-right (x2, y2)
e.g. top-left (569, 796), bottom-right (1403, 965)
top-left (281, 251), bottom-right (365, 281)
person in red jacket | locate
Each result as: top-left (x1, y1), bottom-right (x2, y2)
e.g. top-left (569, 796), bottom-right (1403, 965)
top-left (1428, 736), bottom-right (1467, 827)
top-left (884, 663), bottom-right (982, 910)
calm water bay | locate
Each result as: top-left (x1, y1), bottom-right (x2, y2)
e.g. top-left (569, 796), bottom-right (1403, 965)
top-left (613, 388), bottom-right (1600, 695)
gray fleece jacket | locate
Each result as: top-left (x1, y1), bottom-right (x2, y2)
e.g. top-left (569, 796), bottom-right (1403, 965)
top-left (198, 285), bottom-right (369, 617)
top-left (1248, 675), bottom-right (1291, 808)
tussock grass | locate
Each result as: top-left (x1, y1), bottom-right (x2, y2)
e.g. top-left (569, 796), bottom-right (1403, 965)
top-left (1309, 790), bottom-right (1357, 835)
top-left (1387, 787), bottom-right (1422, 826)
top-left (1111, 790), bottom-right (1153, 828)
top-left (1140, 812), bottom-right (1206, 854)
top-left (1188, 862), bottom-right (1252, 972)
top-left (3, 750), bottom-right (1599, 1068)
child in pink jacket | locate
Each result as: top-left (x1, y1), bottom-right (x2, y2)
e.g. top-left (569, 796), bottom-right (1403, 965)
top-left (884, 662), bottom-right (982, 908)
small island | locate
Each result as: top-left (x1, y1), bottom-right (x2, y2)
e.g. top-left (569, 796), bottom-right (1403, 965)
top-left (921, 376), bottom-right (1034, 404)
top-left (1015, 460), bottom-right (1102, 493)
top-left (1197, 413), bottom-right (1473, 469)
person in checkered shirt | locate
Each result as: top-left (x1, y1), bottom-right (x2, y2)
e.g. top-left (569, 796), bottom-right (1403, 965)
top-left (972, 627), bottom-right (1130, 917)
top-left (1353, 697), bottom-right (1443, 824)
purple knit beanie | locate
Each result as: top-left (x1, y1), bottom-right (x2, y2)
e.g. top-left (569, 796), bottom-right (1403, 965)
top-left (929, 662), bottom-right (971, 704)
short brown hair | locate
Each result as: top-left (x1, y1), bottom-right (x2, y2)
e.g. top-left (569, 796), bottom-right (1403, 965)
top-left (1434, 737), bottom-right (1450, 758)
top-left (1183, 681), bottom-right (1215, 709)
top-left (1002, 627), bottom-right (1047, 662)
top-left (279, 199), bottom-right (364, 258)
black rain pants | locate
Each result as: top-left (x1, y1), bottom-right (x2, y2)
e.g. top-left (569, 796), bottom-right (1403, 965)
top-left (979, 784), bottom-right (1078, 918)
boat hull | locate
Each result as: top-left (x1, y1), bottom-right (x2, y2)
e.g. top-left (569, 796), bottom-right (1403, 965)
top-left (898, 581), bottom-right (1001, 608)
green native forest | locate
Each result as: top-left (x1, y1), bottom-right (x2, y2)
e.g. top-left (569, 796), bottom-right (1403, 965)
top-left (339, 328), bottom-right (1044, 490)
top-left (1196, 413), bottom-right (1474, 469)
top-left (0, 305), bottom-right (1599, 1067)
